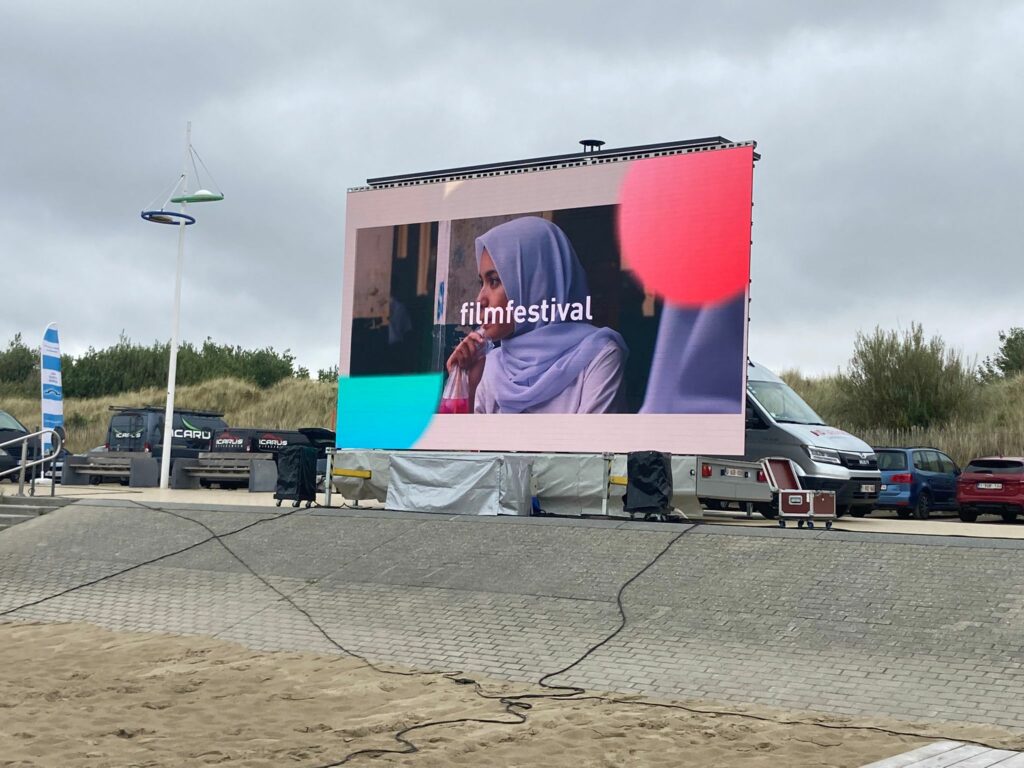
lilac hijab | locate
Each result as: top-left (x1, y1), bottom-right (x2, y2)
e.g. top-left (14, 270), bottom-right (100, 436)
top-left (476, 216), bottom-right (626, 413)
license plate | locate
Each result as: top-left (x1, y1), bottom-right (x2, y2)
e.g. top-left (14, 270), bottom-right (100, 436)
top-left (861, 484), bottom-right (876, 493)
top-left (978, 482), bottom-right (1002, 490)
top-left (723, 467), bottom-right (745, 478)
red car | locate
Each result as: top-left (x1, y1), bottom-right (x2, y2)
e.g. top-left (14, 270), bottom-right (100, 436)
top-left (957, 456), bottom-right (1024, 522)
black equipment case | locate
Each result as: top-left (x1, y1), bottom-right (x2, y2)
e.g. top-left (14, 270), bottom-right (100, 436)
top-left (274, 444), bottom-right (319, 507)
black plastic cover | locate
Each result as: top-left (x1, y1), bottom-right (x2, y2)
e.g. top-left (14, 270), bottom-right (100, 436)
top-left (623, 451), bottom-right (673, 513)
top-left (275, 444), bottom-right (318, 502)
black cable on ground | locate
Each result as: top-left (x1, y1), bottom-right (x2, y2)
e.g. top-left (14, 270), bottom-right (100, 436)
top-left (308, 524), bottom-right (698, 767)
top-left (132, 501), bottom-right (422, 677)
top-left (0, 504), bottom-right (302, 618)
top-left (1, 501), bottom-right (1014, 761)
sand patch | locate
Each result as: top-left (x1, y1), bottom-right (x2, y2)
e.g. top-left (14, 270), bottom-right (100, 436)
top-left (1, 621), bottom-right (1019, 767)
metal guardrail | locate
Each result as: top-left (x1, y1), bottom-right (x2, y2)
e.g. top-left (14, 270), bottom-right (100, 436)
top-left (0, 428), bottom-right (64, 497)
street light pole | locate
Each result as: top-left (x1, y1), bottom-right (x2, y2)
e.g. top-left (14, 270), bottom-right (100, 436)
top-left (159, 121), bottom-right (191, 490)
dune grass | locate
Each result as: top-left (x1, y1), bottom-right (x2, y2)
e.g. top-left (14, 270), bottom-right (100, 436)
top-left (0, 377), bottom-right (337, 453)
top-left (783, 370), bottom-right (1024, 466)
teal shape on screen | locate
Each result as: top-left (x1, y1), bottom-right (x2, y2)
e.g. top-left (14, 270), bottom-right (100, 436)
top-left (336, 373), bottom-right (443, 449)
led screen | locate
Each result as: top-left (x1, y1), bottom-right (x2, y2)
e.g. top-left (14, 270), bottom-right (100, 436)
top-left (337, 143), bottom-right (755, 454)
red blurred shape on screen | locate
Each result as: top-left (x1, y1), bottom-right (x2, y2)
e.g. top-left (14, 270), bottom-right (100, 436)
top-left (617, 145), bottom-right (754, 307)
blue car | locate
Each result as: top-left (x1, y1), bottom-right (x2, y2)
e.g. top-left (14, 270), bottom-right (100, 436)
top-left (874, 447), bottom-right (960, 519)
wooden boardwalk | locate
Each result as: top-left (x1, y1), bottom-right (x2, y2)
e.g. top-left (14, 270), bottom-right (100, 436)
top-left (863, 741), bottom-right (1024, 767)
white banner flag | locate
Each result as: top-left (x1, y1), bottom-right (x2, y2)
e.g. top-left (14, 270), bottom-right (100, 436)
top-left (40, 323), bottom-right (63, 454)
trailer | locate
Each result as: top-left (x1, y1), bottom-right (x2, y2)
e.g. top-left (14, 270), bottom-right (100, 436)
top-left (325, 449), bottom-right (770, 520)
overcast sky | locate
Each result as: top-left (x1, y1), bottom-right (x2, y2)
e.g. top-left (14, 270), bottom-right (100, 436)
top-left (2, 0), bottom-right (1020, 378)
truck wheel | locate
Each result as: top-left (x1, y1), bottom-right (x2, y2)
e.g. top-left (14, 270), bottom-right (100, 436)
top-left (754, 502), bottom-right (777, 520)
top-left (958, 507), bottom-right (978, 522)
top-left (914, 492), bottom-right (931, 520)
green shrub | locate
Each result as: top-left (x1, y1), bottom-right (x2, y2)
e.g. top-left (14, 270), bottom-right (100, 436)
top-left (981, 327), bottom-right (1024, 380)
top-left (835, 323), bottom-right (977, 430)
top-left (0, 333), bottom-right (300, 399)
top-left (0, 334), bottom-right (37, 398)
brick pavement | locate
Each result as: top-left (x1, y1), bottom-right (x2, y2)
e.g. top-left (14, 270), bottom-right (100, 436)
top-left (2, 499), bottom-right (1024, 731)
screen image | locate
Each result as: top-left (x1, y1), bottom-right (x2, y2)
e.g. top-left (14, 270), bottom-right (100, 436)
top-left (338, 143), bottom-right (755, 454)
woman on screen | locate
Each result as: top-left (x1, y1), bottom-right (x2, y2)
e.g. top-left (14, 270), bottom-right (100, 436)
top-left (446, 216), bottom-right (627, 414)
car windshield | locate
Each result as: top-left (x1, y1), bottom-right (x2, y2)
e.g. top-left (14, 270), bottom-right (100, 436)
top-left (747, 380), bottom-right (825, 425)
top-left (0, 411), bottom-right (27, 431)
top-left (877, 451), bottom-right (908, 471)
top-left (965, 459), bottom-right (1024, 474)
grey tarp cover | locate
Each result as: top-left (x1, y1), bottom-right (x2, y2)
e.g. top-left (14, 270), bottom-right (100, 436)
top-left (331, 450), bottom-right (391, 501)
top-left (385, 453), bottom-right (533, 516)
top-left (332, 450), bottom-right (610, 516)
top-left (527, 453), bottom-right (608, 516)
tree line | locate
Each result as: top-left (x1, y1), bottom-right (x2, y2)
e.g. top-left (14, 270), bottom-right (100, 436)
top-left (0, 334), bottom-right (337, 399)
top-left (2, 326), bottom-right (1022, 434)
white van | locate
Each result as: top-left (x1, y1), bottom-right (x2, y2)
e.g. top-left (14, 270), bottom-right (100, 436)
top-left (743, 361), bottom-right (880, 517)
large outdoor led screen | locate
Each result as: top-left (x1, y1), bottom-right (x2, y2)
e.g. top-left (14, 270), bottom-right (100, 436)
top-left (337, 142), bottom-right (755, 454)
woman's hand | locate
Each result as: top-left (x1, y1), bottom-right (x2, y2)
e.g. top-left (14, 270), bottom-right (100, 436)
top-left (447, 331), bottom-right (487, 411)
top-left (446, 330), bottom-right (487, 373)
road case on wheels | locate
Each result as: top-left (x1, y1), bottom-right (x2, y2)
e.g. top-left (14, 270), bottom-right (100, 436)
top-left (763, 457), bottom-right (836, 530)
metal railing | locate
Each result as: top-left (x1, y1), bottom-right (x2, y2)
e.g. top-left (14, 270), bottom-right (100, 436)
top-left (0, 429), bottom-right (64, 497)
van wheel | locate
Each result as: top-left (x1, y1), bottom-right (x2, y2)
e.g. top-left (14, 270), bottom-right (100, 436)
top-left (914, 492), bottom-right (932, 520)
top-left (1001, 511), bottom-right (1018, 523)
top-left (958, 507), bottom-right (978, 522)
top-left (754, 502), bottom-right (777, 520)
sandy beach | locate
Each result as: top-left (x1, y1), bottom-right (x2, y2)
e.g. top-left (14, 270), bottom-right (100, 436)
top-left (3, 621), bottom-right (1021, 768)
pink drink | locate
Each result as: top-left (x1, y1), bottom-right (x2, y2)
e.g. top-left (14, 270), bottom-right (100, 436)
top-left (439, 397), bottom-right (469, 414)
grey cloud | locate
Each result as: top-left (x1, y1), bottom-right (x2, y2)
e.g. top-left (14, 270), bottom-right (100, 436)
top-left (1, 0), bottom-right (1021, 378)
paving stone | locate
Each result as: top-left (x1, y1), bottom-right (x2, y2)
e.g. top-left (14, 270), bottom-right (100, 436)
top-left (3, 502), bottom-right (1024, 732)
